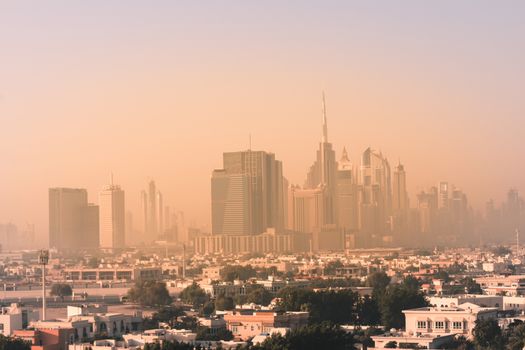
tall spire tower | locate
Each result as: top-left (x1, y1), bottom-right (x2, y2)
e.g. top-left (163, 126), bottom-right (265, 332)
top-left (322, 91), bottom-right (328, 143)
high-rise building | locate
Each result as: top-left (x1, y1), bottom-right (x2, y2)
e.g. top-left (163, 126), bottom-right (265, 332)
top-left (147, 180), bottom-right (157, 236)
top-left (336, 148), bottom-right (358, 231)
top-left (213, 150), bottom-right (285, 235)
top-left (212, 170), bottom-right (251, 235)
top-left (438, 182), bottom-right (450, 209)
top-left (305, 93), bottom-right (338, 225)
top-left (358, 148), bottom-right (392, 246)
top-left (49, 188), bottom-right (99, 250)
top-left (157, 191), bottom-right (163, 235)
top-left (140, 190), bottom-right (148, 236)
top-left (98, 181), bottom-right (125, 250)
top-left (287, 185), bottom-right (325, 234)
top-left (392, 162), bottom-right (409, 239)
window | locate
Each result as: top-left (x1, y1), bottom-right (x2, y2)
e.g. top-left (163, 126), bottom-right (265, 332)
top-left (453, 321), bottom-right (463, 329)
top-left (417, 321), bottom-right (427, 329)
top-left (435, 321), bottom-right (445, 329)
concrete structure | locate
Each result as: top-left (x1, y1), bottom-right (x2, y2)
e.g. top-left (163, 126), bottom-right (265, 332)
top-left (194, 230), bottom-right (294, 255)
top-left (49, 188), bottom-right (99, 250)
top-left (224, 310), bottom-right (308, 340)
top-left (63, 267), bottom-right (161, 282)
top-left (336, 148), bottom-right (358, 232)
top-left (304, 93), bottom-right (338, 226)
top-left (14, 328), bottom-right (76, 350)
top-left (0, 303), bottom-right (39, 335)
top-left (403, 303), bottom-right (497, 338)
top-left (99, 182), bottom-right (125, 250)
top-left (212, 150), bottom-right (285, 235)
top-left (475, 275), bottom-right (525, 296)
top-left (371, 303), bottom-right (497, 348)
top-left (358, 148), bottom-right (392, 247)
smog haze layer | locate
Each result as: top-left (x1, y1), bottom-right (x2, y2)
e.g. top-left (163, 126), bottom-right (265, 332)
top-left (1, 1), bottom-right (524, 243)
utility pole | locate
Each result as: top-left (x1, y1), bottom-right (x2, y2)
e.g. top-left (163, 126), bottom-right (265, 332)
top-left (38, 250), bottom-right (49, 320)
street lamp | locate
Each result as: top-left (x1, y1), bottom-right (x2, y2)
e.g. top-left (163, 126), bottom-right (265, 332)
top-left (38, 250), bottom-right (49, 320)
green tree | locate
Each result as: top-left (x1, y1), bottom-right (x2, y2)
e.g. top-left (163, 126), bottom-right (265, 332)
top-left (473, 319), bottom-right (504, 350)
top-left (50, 283), bottom-right (73, 299)
top-left (143, 306), bottom-right (185, 328)
top-left (0, 334), bottom-right (30, 350)
top-left (127, 281), bottom-right (172, 306)
top-left (506, 320), bottom-right (525, 350)
top-left (220, 265), bottom-right (257, 282)
top-left (463, 277), bottom-right (483, 294)
top-left (366, 272), bottom-right (391, 293)
top-left (277, 287), bottom-right (358, 324)
top-left (215, 294), bottom-right (235, 311)
top-left (324, 260), bottom-right (344, 275)
top-left (245, 284), bottom-right (273, 306)
top-left (356, 295), bottom-right (380, 325)
top-left (253, 323), bottom-right (356, 350)
top-left (179, 282), bottom-right (209, 308)
top-left (379, 284), bottom-right (428, 329)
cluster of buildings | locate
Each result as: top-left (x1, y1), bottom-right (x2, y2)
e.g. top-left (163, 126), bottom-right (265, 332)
top-left (49, 182), bottom-right (125, 251)
top-left (47, 179), bottom-right (191, 252)
top-left (205, 97), bottom-right (524, 254)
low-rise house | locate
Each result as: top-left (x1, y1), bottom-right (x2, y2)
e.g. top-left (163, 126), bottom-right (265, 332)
top-left (14, 328), bottom-right (76, 350)
top-left (223, 310), bottom-right (308, 340)
top-left (0, 303), bottom-right (39, 335)
top-left (475, 275), bottom-right (525, 296)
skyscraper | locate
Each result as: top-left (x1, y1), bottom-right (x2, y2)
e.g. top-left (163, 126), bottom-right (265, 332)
top-left (211, 169), bottom-right (251, 235)
top-left (98, 181), bottom-right (125, 250)
top-left (336, 148), bottom-right (358, 231)
top-left (392, 162), bottom-right (409, 240)
top-left (213, 150), bottom-right (285, 235)
top-left (148, 180), bottom-right (157, 236)
top-left (49, 188), bottom-right (99, 250)
top-left (305, 93), bottom-right (338, 225)
top-left (157, 191), bottom-right (163, 235)
top-left (140, 189), bottom-right (148, 236)
top-left (358, 148), bottom-right (392, 246)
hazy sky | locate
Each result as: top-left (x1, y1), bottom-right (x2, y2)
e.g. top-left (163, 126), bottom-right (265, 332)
top-left (1, 1), bottom-right (524, 241)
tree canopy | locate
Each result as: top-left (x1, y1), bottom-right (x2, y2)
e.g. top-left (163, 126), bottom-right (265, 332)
top-left (0, 335), bottom-right (30, 350)
top-left (127, 281), bottom-right (172, 307)
top-left (50, 283), bottom-right (73, 298)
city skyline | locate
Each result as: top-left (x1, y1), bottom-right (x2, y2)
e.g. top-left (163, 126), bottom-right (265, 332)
top-left (2, 1), bottom-right (525, 243)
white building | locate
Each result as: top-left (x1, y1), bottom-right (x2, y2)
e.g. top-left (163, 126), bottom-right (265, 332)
top-left (371, 303), bottom-right (498, 348)
top-left (0, 303), bottom-right (39, 335)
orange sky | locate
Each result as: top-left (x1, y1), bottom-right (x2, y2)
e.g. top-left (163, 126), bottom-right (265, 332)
top-left (1, 1), bottom-right (524, 242)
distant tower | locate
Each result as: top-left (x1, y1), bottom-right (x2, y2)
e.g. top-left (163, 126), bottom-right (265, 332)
top-left (140, 190), bottom-right (148, 236)
top-left (99, 179), bottom-right (125, 250)
top-left (304, 92), bottom-right (338, 225)
top-left (336, 147), bottom-right (358, 231)
top-left (148, 180), bottom-right (157, 236)
top-left (49, 188), bottom-right (99, 250)
top-left (157, 191), bottom-right (163, 235)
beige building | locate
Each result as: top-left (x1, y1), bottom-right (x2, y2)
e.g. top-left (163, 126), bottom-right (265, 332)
top-left (224, 310), bottom-right (308, 341)
top-left (194, 230), bottom-right (293, 255)
top-left (0, 303), bottom-right (39, 335)
top-left (49, 188), bottom-right (99, 250)
top-left (372, 303), bottom-right (497, 348)
top-left (99, 182), bottom-right (125, 250)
